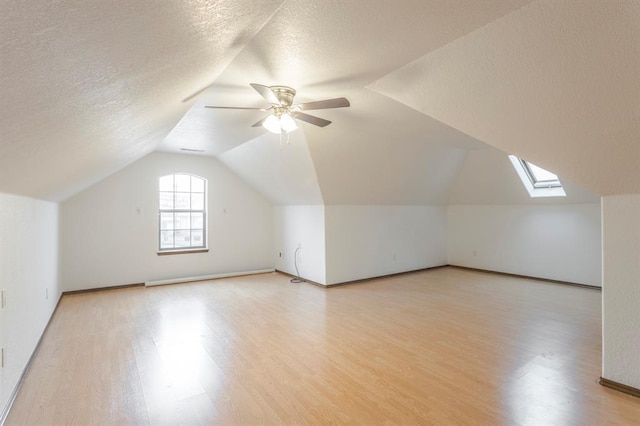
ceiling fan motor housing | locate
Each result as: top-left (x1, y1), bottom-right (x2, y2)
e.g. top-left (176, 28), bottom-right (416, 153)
top-left (270, 86), bottom-right (296, 107)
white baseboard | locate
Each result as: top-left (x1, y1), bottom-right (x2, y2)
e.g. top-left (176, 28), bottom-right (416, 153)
top-left (145, 268), bottom-right (275, 287)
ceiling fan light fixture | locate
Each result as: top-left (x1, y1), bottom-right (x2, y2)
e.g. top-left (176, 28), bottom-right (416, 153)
top-left (263, 114), bottom-right (282, 134)
top-left (263, 113), bottom-right (298, 134)
top-left (280, 113), bottom-right (298, 133)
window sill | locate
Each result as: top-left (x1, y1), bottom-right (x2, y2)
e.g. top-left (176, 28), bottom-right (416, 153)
top-left (157, 248), bottom-right (209, 256)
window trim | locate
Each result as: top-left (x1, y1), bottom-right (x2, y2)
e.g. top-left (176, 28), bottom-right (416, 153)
top-left (157, 248), bottom-right (209, 256)
top-left (158, 173), bottom-right (208, 253)
top-left (508, 155), bottom-right (566, 198)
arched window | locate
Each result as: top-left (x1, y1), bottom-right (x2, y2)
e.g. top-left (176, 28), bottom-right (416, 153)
top-left (158, 173), bottom-right (207, 252)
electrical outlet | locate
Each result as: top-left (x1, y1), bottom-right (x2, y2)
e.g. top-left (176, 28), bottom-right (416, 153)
top-left (1, 289), bottom-right (5, 309)
top-left (46, 288), bottom-right (49, 299)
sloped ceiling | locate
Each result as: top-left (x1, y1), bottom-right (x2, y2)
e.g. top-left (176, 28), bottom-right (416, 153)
top-left (218, 131), bottom-right (324, 205)
top-left (370, 0), bottom-right (640, 196)
top-left (448, 147), bottom-right (600, 205)
top-left (0, 0), bottom-right (282, 200)
top-left (3, 0), bottom-right (632, 204)
top-left (159, 0), bottom-right (532, 205)
top-left (302, 90), bottom-right (480, 205)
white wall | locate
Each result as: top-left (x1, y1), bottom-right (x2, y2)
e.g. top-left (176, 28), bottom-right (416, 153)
top-left (61, 152), bottom-right (273, 291)
top-left (602, 194), bottom-right (640, 389)
top-left (447, 204), bottom-right (602, 286)
top-left (0, 193), bottom-right (60, 414)
top-left (273, 205), bottom-right (326, 284)
top-left (324, 206), bottom-right (447, 285)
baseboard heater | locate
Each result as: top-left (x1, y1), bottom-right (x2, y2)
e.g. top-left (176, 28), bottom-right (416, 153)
top-left (145, 268), bottom-right (275, 287)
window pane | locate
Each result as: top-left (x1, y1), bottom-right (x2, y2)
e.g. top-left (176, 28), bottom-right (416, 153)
top-left (160, 230), bottom-right (174, 249)
top-left (191, 176), bottom-right (205, 193)
top-left (528, 162), bottom-right (559, 182)
top-left (174, 230), bottom-right (190, 247)
top-left (175, 212), bottom-right (190, 230)
top-left (191, 193), bottom-right (204, 210)
top-left (158, 173), bottom-right (207, 251)
top-left (159, 175), bottom-right (174, 192)
top-left (159, 192), bottom-right (174, 209)
top-left (160, 213), bottom-right (174, 230)
top-left (175, 174), bottom-right (190, 192)
top-left (191, 230), bottom-right (203, 246)
top-left (191, 213), bottom-right (203, 229)
top-left (175, 192), bottom-right (190, 209)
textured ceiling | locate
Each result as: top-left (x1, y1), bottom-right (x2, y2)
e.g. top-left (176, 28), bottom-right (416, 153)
top-left (2, 0), bottom-right (631, 204)
top-left (0, 0), bottom-right (282, 200)
top-left (158, 0), bottom-right (532, 205)
top-left (303, 90), bottom-right (480, 205)
top-left (371, 0), bottom-right (640, 195)
top-left (157, 0), bottom-right (534, 159)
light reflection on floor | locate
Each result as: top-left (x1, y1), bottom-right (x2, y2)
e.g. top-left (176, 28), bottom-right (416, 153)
top-left (154, 300), bottom-right (222, 401)
top-left (505, 316), bottom-right (585, 425)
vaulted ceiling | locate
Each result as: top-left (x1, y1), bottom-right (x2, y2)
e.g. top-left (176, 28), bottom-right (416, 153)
top-left (371, 0), bottom-right (640, 196)
top-left (1, 0), bottom-right (636, 203)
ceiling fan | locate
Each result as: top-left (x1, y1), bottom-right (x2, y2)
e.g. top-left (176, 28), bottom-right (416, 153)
top-left (204, 83), bottom-right (350, 134)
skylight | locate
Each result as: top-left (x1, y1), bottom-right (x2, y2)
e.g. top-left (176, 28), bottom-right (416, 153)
top-left (527, 162), bottom-right (558, 183)
top-left (508, 155), bottom-right (566, 197)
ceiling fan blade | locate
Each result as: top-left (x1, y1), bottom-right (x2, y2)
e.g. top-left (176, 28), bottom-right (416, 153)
top-left (250, 83), bottom-right (281, 105)
top-left (204, 106), bottom-right (264, 110)
top-left (251, 116), bottom-right (270, 128)
top-left (295, 97), bottom-right (350, 111)
top-left (291, 111), bottom-right (332, 127)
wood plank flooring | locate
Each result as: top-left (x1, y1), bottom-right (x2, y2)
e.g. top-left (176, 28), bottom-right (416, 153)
top-left (7, 267), bottom-right (640, 425)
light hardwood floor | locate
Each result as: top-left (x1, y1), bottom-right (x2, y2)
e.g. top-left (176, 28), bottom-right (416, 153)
top-left (7, 267), bottom-right (640, 425)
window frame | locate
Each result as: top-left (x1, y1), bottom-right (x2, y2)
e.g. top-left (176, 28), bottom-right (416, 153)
top-left (508, 155), bottom-right (566, 198)
top-left (519, 158), bottom-right (562, 189)
top-left (157, 173), bottom-right (208, 254)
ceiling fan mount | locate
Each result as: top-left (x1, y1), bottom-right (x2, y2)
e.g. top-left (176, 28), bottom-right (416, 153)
top-left (269, 86), bottom-right (296, 108)
top-left (205, 83), bottom-right (350, 133)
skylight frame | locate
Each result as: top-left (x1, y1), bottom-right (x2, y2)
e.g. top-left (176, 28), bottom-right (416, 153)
top-left (508, 155), bottom-right (566, 198)
top-left (518, 158), bottom-right (563, 189)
